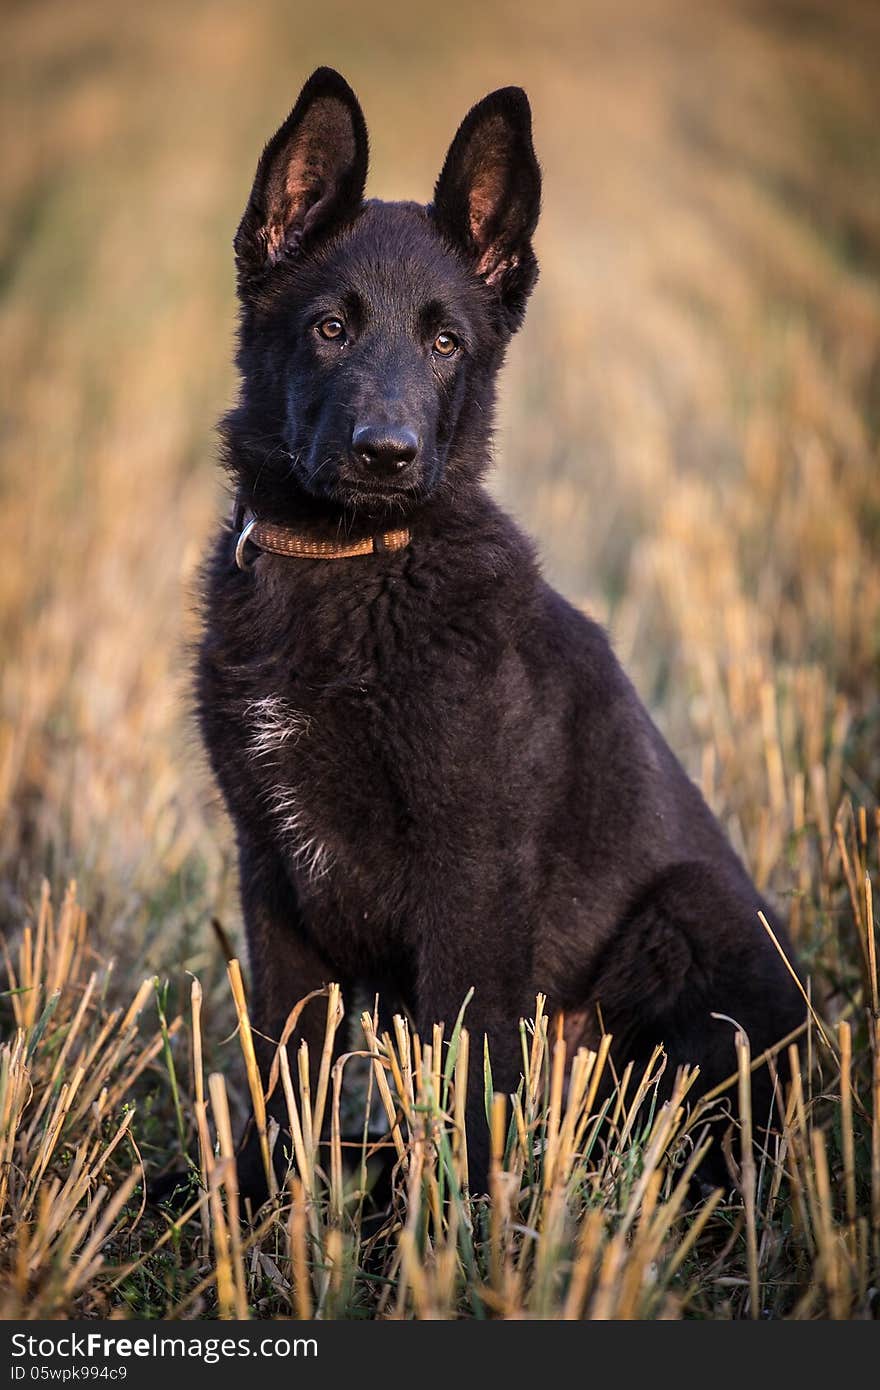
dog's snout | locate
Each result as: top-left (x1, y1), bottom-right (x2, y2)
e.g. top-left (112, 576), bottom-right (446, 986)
top-left (352, 424), bottom-right (419, 477)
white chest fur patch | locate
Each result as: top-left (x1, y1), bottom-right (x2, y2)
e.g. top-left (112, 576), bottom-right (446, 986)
top-left (266, 784), bottom-right (333, 882)
top-left (245, 695), bottom-right (312, 761)
top-left (244, 698), bottom-right (331, 883)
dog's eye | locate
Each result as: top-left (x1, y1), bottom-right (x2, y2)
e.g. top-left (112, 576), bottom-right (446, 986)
top-left (317, 317), bottom-right (346, 342)
top-left (433, 332), bottom-right (459, 358)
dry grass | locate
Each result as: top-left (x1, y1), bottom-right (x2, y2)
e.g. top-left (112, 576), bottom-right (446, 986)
top-left (0, 859), bottom-right (877, 1319)
top-left (0, 0), bottom-right (878, 1318)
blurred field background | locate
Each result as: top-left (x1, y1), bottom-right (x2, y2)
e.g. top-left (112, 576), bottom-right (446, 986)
top-left (1, 0), bottom-right (878, 1319)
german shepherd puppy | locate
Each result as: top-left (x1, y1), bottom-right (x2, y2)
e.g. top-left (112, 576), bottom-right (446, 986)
top-left (197, 67), bottom-right (804, 1201)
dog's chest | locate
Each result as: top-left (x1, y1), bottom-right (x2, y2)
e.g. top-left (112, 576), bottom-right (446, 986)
top-left (206, 547), bottom-right (525, 937)
top-left (239, 654), bottom-right (483, 907)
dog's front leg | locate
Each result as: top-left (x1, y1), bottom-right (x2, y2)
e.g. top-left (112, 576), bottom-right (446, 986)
top-left (236, 833), bottom-right (348, 1206)
top-left (416, 957), bottom-right (528, 1196)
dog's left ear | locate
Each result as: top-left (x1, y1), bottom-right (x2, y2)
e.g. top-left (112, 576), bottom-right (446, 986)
top-left (432, 87), bottom-right (541, 330)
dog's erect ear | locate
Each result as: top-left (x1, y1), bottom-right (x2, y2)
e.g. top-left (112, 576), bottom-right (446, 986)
top-left (432, 87), bottom-right (541, 329)
top-left (234, 67), bottom-right (368, 287)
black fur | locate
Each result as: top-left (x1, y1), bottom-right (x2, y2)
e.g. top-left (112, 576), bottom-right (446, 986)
top-left (197, 68), bottom-right (804, 1202)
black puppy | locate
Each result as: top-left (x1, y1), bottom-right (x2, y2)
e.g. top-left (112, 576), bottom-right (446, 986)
top-left (197, 67), bottom-right (804, 1200)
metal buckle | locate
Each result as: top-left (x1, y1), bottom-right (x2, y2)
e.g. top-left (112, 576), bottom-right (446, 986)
top-left (234, 517), bottom-right (259, 571)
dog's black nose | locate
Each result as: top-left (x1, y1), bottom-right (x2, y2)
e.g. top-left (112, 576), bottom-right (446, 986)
top-left (352, 424), bottom-right (419, 477)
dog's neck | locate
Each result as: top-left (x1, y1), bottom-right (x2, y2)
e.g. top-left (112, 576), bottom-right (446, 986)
top-left (233, 503), bottom-right (411, 567)
top-left (232, 494), bottom-right (411, 570)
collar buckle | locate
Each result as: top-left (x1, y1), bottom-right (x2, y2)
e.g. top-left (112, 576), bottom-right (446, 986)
top-left (234, 516), bottom-right (258, 571)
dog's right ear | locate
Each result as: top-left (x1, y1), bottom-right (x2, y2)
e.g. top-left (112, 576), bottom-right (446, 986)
top-left (234, 67), bottom-right (368, 290)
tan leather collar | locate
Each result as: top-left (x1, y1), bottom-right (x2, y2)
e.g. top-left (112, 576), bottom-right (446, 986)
top-left (233, 503), bottom-right (410, 570)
